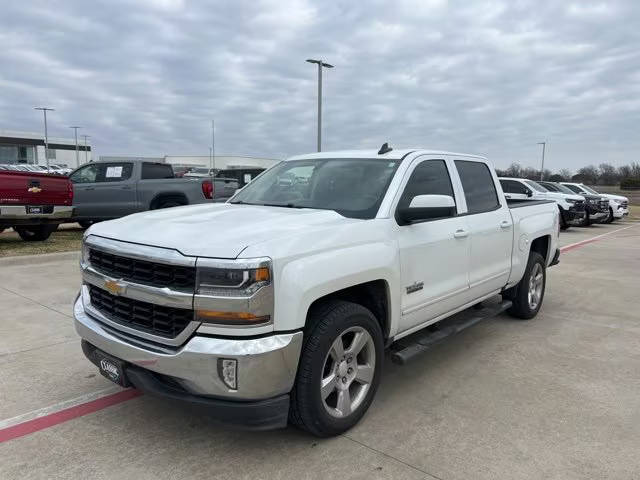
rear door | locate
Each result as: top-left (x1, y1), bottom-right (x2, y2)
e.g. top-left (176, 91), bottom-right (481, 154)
top-left (396, 158), bottom-right (470, 333)
top-left (455, 160), bottom-right (513, 297)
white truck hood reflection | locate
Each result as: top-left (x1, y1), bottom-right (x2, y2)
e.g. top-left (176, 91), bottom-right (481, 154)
top-left (87, 203), bottom-right (356, 259)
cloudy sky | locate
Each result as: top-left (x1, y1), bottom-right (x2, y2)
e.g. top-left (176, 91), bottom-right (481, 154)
top-left (1, 0), bottom-right (639, 171)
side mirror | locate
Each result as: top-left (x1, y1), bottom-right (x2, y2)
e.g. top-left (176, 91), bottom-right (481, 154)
top-left (526, 189), bottom-right (533, 197)
top-left (397, 194), bottom-right (456, 225)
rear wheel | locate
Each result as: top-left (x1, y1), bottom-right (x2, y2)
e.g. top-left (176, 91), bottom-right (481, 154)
top-left (504, 252), bottom-right (546, 319)
top-left (290, 300), bottom-right (383, 437)
top-left (14, 225), bottom-right (56, 242)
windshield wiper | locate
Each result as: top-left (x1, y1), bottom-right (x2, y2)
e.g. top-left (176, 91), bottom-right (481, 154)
top-left (260, 202), bottom-right (305, 209)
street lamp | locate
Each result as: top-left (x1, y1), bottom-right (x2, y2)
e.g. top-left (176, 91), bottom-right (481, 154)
top-left (69, 126), bottom-right (82, 168)
top-left (81, 135), bottom-right (91, 164)
top-left (306, 59), bottom-right (334, 152)
top-left (537, 141), bottom-right (546, 180)
top-left (34, 107), bottom-right (55, 171)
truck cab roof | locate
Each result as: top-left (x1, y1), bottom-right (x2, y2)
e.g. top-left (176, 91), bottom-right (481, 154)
top-left (286, 149), bottom-right (486, 162)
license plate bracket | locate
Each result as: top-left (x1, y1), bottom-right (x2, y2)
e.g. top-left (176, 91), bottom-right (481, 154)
top-left (94, 349), bottom-right (130, 387)
top-left (26, 206), bottom-right (43, 214)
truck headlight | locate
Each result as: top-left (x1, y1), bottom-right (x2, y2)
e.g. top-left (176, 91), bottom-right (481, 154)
top-left (195, 258), bottom-right (273, 326)
top-left (196, 263), bottom-right (270, 297)
top-left (565, 198), bottom-right (577, 204)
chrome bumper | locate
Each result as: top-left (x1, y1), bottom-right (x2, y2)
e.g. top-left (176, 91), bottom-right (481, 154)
top-left (74, 296), bottom-right (303, 401)
top-left (0, 204), bottom-right (73, 219)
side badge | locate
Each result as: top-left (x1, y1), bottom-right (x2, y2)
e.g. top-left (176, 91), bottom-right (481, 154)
top-left (406, 281), bottom-right (424, 294)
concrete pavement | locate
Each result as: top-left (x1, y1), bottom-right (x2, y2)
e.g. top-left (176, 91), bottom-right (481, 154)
top-left (1, 220), bottom-right (639, 479)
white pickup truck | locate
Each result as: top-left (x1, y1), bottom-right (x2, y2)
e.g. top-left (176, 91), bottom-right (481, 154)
top-left (74, 147), bottom-right (560, 436)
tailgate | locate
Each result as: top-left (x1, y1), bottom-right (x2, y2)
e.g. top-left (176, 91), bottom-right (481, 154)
top-left (0, 172), bottom-right (72, 206)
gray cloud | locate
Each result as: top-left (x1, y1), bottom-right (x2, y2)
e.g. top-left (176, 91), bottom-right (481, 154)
top-left (1, 0), bottom-right (639, 171)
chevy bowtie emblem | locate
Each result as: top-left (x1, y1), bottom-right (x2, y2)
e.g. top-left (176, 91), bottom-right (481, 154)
top-left (28, 186), bottom-right (42, 193)
top-left (104, 279), bottom-right (126, 296)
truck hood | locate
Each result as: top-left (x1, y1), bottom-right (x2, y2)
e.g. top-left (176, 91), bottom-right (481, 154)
top-left (87, 203), bottom-right (358, 258)
top-left (598, 193), bottom-right (628, 202)
top-left (546, 192), bottom-right (584, 202)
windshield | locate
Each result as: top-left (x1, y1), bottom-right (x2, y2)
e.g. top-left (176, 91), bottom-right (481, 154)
top-left (581, 185), bottom-right (599, 194)
top-left (230, 158), bottom-right (401, 219)
top-left (555, 183), bottom-right (578, 194)
top-left (525, 180), bottom-right (547, 192)
top-left (539, 182), bottom-right (559, 192)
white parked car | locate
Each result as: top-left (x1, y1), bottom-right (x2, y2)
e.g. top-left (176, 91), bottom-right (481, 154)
top-left (75, 147), bottom-right (560, 436)
top-left (499, 177), bottom-right (586, 229)
top-left (561, 182), bottom-right (629, 223)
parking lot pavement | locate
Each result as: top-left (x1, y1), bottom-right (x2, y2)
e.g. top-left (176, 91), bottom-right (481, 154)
top-left (1, 220), bottom-right (639, 480)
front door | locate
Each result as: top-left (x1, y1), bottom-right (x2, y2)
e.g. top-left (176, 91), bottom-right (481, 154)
top-left (70, 163), bottom-right (136, 219)
top-left (396, 158), bottom-right (470, 334)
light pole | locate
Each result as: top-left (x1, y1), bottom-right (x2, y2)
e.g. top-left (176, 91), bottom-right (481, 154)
top-left (34, 107), bottom-right (54, 171)
top-left (69, 126), bottom-right (82, 168)
top-left (211, 119), bottom-right (215, 171)
top-left (306, 59), bottom-right (334, 152)
top-left (82, 135), bottom-right (91, 164)
top-left (537, 141), bottom-right (546, 180)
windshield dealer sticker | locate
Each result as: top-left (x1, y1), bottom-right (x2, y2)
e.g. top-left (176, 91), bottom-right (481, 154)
top-left (106, 166), bottom-right (123, 178)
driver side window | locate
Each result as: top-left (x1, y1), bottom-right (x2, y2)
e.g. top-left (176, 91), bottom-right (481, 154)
top-left (70, 164), bottom-right (99, 184)
top-left (397, 160), bottom-right (456, 215)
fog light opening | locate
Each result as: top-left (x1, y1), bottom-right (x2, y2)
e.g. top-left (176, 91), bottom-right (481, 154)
top-left (218, 358), bottom-right (238, 390)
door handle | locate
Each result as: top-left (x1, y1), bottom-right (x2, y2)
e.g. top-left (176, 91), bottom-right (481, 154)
top-left (453, 229), bottom-right (469, 238)
top-left (500, 221), bottom-right (512, 229)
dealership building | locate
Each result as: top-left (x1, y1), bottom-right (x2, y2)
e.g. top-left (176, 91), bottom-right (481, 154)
top-left (0, 130), bottom-right (92, 168)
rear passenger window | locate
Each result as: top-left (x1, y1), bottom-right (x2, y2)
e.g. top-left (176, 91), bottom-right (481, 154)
top-left (142, 163), bottom-right (175, 179)
top-left (97, 163), bottom-right (133, 183)
top-left (455, 160), bottom-right (500, 214)
top-left (397, 159), bottom-right (456, 216)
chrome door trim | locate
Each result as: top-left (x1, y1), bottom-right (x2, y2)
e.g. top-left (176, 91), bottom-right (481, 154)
top-left (85, 235), bottom-right (196, 267)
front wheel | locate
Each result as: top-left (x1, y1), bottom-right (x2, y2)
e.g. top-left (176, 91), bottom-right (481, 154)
top-left (504, 251), bottom-right (546, 319)
top-left (290, 300), bottom-right (384, 437)
top-left (605, 207), bottom-right (614, 224)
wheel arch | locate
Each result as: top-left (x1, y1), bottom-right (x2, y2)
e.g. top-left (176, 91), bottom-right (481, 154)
top-left (149, 192), bottom-right (189, 209)
top-left (305, 280), bottom-right (392, 342)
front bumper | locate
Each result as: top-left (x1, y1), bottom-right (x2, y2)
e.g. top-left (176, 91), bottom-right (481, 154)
top-left (563, 208), bottom-right (585, 224)
top-left (613, 206), bottom-right (629, 218)
top-left (0, 204), bottom-right (73, 225)
top-left (74, 296), bottom-right (303, 425)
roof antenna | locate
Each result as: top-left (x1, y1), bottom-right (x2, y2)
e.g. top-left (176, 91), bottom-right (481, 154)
top-left (378, 142), bottom-right (393, 155)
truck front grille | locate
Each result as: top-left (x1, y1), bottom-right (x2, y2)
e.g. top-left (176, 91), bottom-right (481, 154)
top-left (89, 248), bottom-right (196, 290)
top-left (621, 201), bottom-right (628, 209)
top-left (88, 285), bottom-right (193, 339)
top-left (599, 200), bottom-right (609, 211)
top-left (572, 200), bottom-right (585, 212)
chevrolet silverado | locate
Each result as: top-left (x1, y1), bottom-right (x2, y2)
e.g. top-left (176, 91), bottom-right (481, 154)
top-left (74, 147), bottom-right (560, 436)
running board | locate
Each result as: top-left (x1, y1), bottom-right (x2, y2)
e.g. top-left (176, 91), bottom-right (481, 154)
top-left (390, 300), bottom-right (512, 365)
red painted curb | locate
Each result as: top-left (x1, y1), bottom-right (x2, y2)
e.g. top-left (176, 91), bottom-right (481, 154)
top-left (0, 389), bottom-right (142, 443)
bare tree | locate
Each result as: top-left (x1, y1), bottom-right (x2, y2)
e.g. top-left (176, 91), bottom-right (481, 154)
top-left (598, 163), bottom-right (618, 185)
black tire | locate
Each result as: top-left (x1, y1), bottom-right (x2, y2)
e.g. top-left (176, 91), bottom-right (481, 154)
top-left (78, 220), bottom-right (94, 229)
top-left (605, 207), bottom-right (614, 224)
top-left (504, 251), bottom-right (546, 320)
top-left (14, 225), bottom-right (56, 242)
top-left (290, 300), bottom-right (384, 437)
top-left (579, 211), bottom-right (590, 227)
top-left (559, 208), bottom-right (569, 230)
